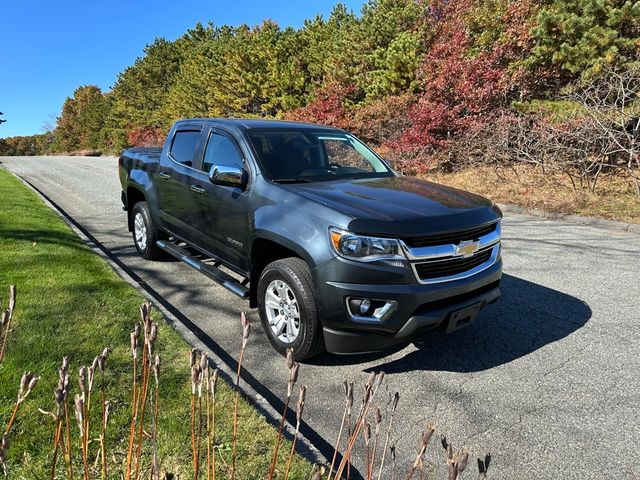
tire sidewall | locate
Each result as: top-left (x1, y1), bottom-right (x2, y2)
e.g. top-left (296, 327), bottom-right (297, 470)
top-left (258, 260), bottom-right (319, 358)
top-left (131, 202), bottom-right (156, 259)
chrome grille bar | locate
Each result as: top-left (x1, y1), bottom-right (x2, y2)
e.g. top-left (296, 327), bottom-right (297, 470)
top-left (402, 221), bottom-right (502, 284)
top-left (400, 222), bottom-right (501, 261)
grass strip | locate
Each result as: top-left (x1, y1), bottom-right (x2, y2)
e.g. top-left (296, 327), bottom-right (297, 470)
top-left (0, 167), bottom-right (310, 479)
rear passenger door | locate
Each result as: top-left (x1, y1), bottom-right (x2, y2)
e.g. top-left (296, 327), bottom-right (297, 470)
top-left (156, 125), bottom-right (204, 240)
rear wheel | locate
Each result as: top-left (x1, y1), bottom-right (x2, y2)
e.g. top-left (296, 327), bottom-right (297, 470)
top-left (131, 201), bottom-right (163, 260)
top-left (257, 257), bottom-right (324, 360)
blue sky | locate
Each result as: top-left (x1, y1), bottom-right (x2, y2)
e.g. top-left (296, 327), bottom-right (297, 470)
top-left (0, 0), bottom-right (366, 138)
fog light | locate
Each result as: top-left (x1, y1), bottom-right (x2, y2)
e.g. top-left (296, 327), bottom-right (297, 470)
top-left (346, 297), bottom-right (398, 322)
top-left (349, 297), bottom-right (373, 316)
top-left (360, 298), bottom-right (371, 314)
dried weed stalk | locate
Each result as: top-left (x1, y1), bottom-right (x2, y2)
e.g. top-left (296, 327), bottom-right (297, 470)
top-left (0, 433), bottom-right (9, 478)
top-left (125, 323), bottom-right (141, 480)
top-left (190, 351), bottom-right (202, 479)
top-left (328, 381), bottom-right (353, 479)
top-left (133, 305), bottom-right (157, 480)
top-left (4, 372), bottom-right (39, 435)
top-left (267, 348), bottom-right (299, 480)
top-left (151, 355), bottom-right (161, 480)
top-left (0, 285), bottom-right (17, 363)
top-left (332, 372), bottom-right (384, 480)
top-left (283, 385), bottom-right (307, 480)
top-left (376, 392), bottom-right (400, 480)
top-left (207, 369), bottom-right (219, 480)
top-left (231, 312), bottom-right (250, 480)
top-left (405, 424), bottom-right (435, 480)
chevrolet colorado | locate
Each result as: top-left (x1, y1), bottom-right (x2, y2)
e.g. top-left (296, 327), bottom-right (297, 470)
top-left (118, 118), bottom-right (502, 360)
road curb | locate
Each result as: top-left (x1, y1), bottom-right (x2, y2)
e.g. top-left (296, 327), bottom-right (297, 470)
top-left (497, 203), bottom-right (640, 234)
top-left (8, 170), bottom-right (337, 473)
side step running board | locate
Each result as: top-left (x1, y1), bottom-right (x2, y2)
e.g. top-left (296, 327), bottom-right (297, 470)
top-left (156, 240), bottom-right (250, 299)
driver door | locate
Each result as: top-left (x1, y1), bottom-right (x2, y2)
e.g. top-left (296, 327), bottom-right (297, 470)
top-left (190, 127), bottom-right (252, 273)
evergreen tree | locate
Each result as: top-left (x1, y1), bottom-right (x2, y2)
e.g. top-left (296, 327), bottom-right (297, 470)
top-left (357, 0), bottom-right (429, 99)
top-left (74, 86), bottom-right (108, 149)
top-left (45, 0), bottom-right (640, 159)
top-left (529, 0), bottom-right (640, 80)
top-left (294, 4), bottom-right (360, 89)
top-left (102, 33), bottom-right (197, 150)
top-left (53, 85), bottom-right (108, 152)
top-left (108, 36), bottom-right (188, 133)
top-left (53, 96), bottom-right (79, 152)
top-left (165, 21), bottom-right (307, 119)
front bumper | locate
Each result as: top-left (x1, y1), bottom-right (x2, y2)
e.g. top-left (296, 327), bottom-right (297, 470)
top-left (315, 256), bottom-right (502, 354)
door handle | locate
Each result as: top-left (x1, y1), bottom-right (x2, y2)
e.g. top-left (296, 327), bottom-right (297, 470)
top-left (159, 172), bottom-right (171, 180)
top-left (190, 185), bottom-right (205, 194)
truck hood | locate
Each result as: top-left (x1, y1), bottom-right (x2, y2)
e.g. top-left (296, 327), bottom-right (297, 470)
top-left (287, 176), bottom-right (501, 236)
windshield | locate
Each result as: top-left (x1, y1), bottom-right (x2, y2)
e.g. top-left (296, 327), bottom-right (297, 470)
top-left (246, 128), bottom-right (394, 183)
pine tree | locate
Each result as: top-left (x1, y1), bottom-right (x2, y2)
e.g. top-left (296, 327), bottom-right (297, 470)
top-left (357, 0), bottom-right (429, 99)
top-left (528, 0), bottom-right (640, 80)
top-left (107, 36), bottom-right (188, 135)
top-left (53, 86), bottom-right (108, 152)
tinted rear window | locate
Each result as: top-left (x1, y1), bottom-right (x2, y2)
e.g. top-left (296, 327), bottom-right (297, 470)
top-left (170, 130), bottom-right (200, 167)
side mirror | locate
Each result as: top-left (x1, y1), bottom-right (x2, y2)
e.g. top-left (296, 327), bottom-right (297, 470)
top-left (209, 164), bottom-right (247, 190)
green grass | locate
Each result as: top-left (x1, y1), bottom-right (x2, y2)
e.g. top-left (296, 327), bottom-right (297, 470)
top-left (0, 168), bottom-right (312, 479)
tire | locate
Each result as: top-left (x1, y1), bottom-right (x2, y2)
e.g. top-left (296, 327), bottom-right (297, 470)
top-left (257, 257), bottom-right (325, 361)
top-left (131, 201), bottom-right (163, 260)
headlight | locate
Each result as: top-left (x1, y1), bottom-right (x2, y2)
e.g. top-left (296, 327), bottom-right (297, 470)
top-left (329, 228), bottom-right (406, 264)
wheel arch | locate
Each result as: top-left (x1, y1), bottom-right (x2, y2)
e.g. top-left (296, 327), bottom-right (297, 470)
top-left (249, 234), bottom-right (314, 308)
top-left (126, 186), bottom-right (147, 231)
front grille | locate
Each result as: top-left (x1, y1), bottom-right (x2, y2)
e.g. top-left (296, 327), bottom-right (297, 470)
top-left (415, 247), bottom-right (493, 280)
top-left (402, 222), bottom-right (497, 248)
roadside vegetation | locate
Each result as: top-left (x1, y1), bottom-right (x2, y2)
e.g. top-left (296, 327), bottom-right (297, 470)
top-left (424, 165), bottom-right (640, 224)
top-left (1, 0), bottom-right (638, 223)
top-left (0, 168), bottom-right (311, 479)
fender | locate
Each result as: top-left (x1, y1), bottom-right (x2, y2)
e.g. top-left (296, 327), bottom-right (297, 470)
top-left (252, 198), bottom-right (349, 271)
top-left (250, 229), bottom-right (316, 269)
top-left (125, 168), bottom-right (162, 233)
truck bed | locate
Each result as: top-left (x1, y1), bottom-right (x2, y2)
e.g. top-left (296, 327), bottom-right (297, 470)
top-left (121, 147), bottom-right (162, 164)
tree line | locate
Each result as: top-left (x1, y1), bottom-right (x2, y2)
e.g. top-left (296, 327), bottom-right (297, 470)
top-left (1, 0), bottom-right (638, 190)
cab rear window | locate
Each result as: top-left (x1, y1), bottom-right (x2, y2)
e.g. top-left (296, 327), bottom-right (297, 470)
top-left (170, 130), bottom-right (200, 167)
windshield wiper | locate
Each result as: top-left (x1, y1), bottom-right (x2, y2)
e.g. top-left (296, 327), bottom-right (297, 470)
top-left (271, 178), bottom-right (314, 184)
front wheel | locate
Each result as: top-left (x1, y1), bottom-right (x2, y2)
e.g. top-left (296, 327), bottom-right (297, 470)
top-left (257, 257), bottom-right (325, 361)
top-left (131, 201), bottom-right (163, 260)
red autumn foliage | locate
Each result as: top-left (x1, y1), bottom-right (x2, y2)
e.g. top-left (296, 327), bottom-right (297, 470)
top-left (127, 126), bottom-right (167, 148)
top-left (397, 0), bottom-right (535, 150)
top-left (286, 83), bottom-right (358, 130)
top-left (350, 94), bottom-right (414, 145)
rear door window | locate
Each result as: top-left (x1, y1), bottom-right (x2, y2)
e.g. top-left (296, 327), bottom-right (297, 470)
top-left (170, 130), bottom-right (201, 167)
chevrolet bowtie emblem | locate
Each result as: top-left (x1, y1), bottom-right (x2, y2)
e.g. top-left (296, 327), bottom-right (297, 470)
top-left (455, 240), bottom-right (479, 258)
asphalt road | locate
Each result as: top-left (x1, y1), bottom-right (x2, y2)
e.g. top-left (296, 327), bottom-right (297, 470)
top-left (2, 155), bottom-right (639, 479)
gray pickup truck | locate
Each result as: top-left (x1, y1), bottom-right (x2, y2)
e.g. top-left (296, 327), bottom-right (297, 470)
top-left (118, 118), bottom-right (502, 359)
